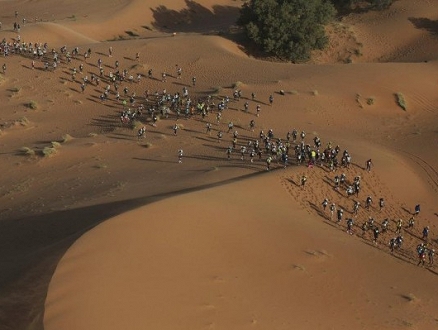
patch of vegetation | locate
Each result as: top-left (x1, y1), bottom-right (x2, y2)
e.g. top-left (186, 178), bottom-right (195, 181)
top-left (330, 0), bottom-right (394, 12)
top-left (125, 30), bottom-right (139, 37)
top-left (395, 92), bottom-right (407, 111)
top-left (366, 97), bottom-right (375, 105)
top-left (292, 264), bottom-right (306, 271)
top-left (354, 48), bottom-right (362, 57)
top-left (238, 0), bottom-right (336, 62)
top-left (19, 147), bottom-right (35, 156)
top-left (401, 293), bottom-right (418, 302)
top-left (42, 147), bottom-right (57, 157)
top-left (26, 100), bottom-right (38, 110)
top-left (312, 90), bottom-right (319, 96)
top-left (355, 93), bottom-right (363, 108)
top-left (232, 81), bottom-right (243, 89)
top-left (18, 117), bottom-right (30, 126)
top-left (51, 141), bottom-right (61, 148)
top-left (8, 87), bottom-right (21, 94)
top-left (62, 134), bottom-right (74, 142)
top-left (108, 35), bottom-right (126, 41)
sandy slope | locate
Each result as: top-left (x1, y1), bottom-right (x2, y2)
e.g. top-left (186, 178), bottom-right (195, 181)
top-left (343, 0), bottom-right (438, 63)
top-left (44, 172), bottom-right (438, 330)
top-left (0, 0), bottom-right (437, 329)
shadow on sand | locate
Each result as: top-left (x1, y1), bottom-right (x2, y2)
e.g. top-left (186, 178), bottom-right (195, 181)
top-left (409, 17), bottom-right (438, 36)
top-left (0, 168), bottom-right (276, 330)
top-left (151, 0), bottom-right (239, 34)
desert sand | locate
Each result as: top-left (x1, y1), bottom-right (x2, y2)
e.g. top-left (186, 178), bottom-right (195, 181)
top-left (0, 0), bottom-right (438, 329)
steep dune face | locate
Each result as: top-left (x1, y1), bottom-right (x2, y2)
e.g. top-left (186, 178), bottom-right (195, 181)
top-left (44, 173), bottom-right (438, 330)
top-left (0, 0), bottom-right (438, 329)
top-left (16, 22), bottom-right (99, 46)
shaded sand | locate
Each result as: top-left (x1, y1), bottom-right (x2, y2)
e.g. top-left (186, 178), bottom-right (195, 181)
top-left (0, 0), bottom-right (438, 329)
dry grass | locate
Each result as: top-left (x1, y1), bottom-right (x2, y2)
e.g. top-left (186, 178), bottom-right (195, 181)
top-left (366, 97), bottom-right (375, 105)
top-left (231, 81), bottom-right (243, 89)
top-left (292, 264), bottom-right (306, 271)
top-left (42, 147), bottom-right (58, 157)
top-left (19, 147), bottom-right (35, 156)
top-left (395, 92), bottom-right (407, 111)
top-left (356, 93), bottom-right (364, 108)
top-left (17, 117), bottom-right (30, 126)
top-left (62, 134), bottom-right (74, 142)
top-left (26, 100), bottom-right (38, 110)
top-left (9, 87), bottom-right (21, 94)
top-left (401, 293), bottom-right (418, 302)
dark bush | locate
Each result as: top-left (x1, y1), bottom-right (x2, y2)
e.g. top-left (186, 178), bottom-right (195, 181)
top-left (238, 0), bottom-right (336, 62)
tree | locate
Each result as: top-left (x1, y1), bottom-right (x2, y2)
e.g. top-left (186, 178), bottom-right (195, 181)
top-left (330, 0), bottom-right (393, 11)
top-left (330, 0), bottom-right (355, 12)
top-left (370, 0), bottom-right (393, 10)
top-left (238, 0), bottom-right (336, 61)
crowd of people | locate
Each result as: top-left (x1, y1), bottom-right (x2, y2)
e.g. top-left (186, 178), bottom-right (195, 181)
top-left (321, 180), bottom-right (434, 267)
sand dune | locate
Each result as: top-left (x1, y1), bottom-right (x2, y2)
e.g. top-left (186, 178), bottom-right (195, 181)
top-left (45, 170), bottom-right (438, 330)
top-left (0, 0), bottom-right (438, 329)
top-left (16, 22), bottom-right (98, 46)
top-left (342, 0), bottom-right (438, 63)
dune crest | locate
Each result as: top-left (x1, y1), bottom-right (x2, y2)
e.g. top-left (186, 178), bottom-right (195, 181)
top-left (18, 22), bottom-right (99, 46)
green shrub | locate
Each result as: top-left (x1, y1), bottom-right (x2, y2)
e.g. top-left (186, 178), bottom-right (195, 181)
top-left (330, 0), bottom-right (393, 11)
top-left (238, 0), bottom-right (336, 61)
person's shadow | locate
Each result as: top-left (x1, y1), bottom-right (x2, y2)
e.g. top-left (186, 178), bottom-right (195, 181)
top-left (401, 206), bottom-right (412, 215)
